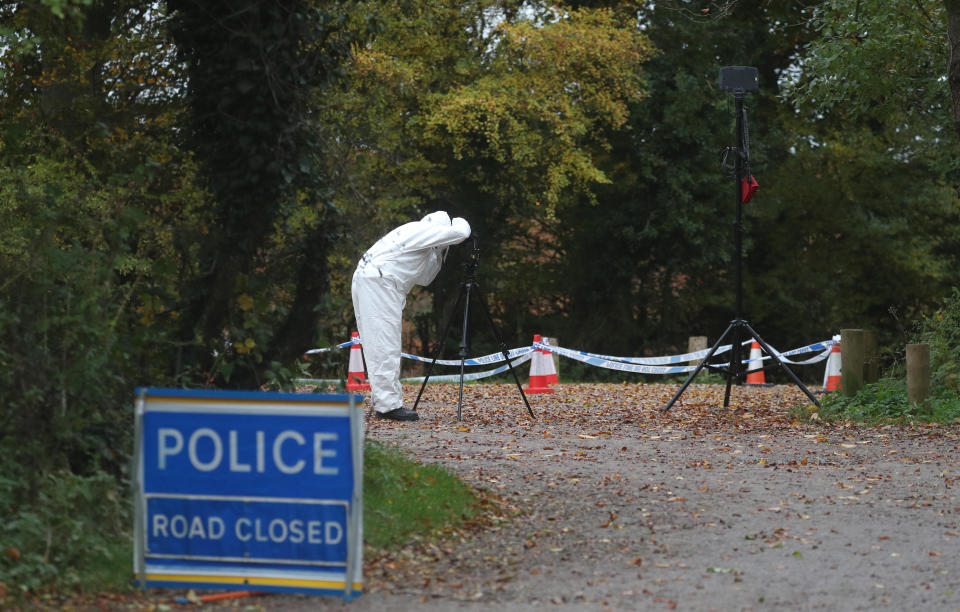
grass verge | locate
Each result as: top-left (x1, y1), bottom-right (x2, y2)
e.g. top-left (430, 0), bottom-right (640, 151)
top-left (363, 440), bottom-right (486, 550)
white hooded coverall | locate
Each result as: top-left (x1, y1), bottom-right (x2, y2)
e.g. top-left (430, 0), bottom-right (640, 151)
top-left (351, 211), bottom-right (472, 414)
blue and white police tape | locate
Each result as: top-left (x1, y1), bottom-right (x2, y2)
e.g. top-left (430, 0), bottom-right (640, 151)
top-left (531, 338), bottom-right (835, 367)
top-left (541, 342), bottom-right (736, 366)
top-left (304, 337), bottom-right (534, 367)
top-left (538, 343), bottom-right (699, 375)
top-left (401, 345), bottom-right (534, 367)
top-left (294, 352), bottom-right (534, 388)
top-left (304, 339), bottom-right (359, 354)
top-left (534, 339), bottom-right (835, 375)
top-left (741, 340), bottom-right (835, 368)
top-left (400, 352), bottom-right (534, 383)
top-left (304, 335), bottom-right (836, 376)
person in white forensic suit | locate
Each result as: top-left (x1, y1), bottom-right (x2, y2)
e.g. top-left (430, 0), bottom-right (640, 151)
top-left (352, 211), bottom-right (471, 421)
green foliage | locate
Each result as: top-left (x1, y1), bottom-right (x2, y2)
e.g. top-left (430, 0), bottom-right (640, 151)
top-left (363, 441), bottom-right (483, 550)
top-left (726, 0), bottom-right (960, 355)
top-left (0, 469), bottom-right (132, 595)
top-left (817, 378), bottom-right (960, 424)
top-left (751, 121), bottom-right (960, 352)
top-left (915, 287), bottom-right (960, 393)
top-left (421, 6), bottom-right (655, 213)
top-left (316, 0), bottom-right (660, 358)
top-left (323, 1), bottom-right (653, 227)
top-left (818, 378), bottom-right (912, 422)
top-left (0, 144), bottom-right (146, 479)
top-left (39, 0), bottom-right (94, 19)
top-left (534, 2), bottom-right (820, 353)
top-left (0, 0), bottom-right (205, 474)
top-left (787, 0), bottom-right (954, 172)
top-left (0, 7), bottom-right (204, 584)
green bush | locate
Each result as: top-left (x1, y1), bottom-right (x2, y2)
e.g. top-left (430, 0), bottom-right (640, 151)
top-left (814, 289), bottom-right (960, 424)
top-left (0, 469), bottom-right (132, 596)
top-left (915, 286), bottom-right (960, 395)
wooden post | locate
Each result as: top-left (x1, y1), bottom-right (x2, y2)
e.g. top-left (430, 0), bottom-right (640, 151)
top-left (841, 329), bottom-right (865, 397)
top-left (543, 337), bottom-right (559, 380)
top-left (863, 330), bottom-right (880, 384)
top-left (906, 343), bottom-right (930, 407)
top-left (688, 336), bottom-right (708, 367)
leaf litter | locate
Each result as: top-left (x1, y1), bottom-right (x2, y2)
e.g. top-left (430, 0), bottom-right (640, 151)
top-left (349, 382), bottom-right (960, 611)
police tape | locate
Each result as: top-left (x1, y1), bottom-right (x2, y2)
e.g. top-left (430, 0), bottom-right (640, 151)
top-left (400, 352), bottom-right (533, 383)
top-left (547, 341), bottom-right (737, 366)
top-left (304, 336), bottom-right (836, 376)
top-left (305, 337), bottom-right (534, 366)
top-left (293, 353), bottom-right (533, 388)
top-left (304, 339), bottom-right (359, 354)
top-left (533, 339), bottom-right (835, 375)
top-left (537, 338), bottom-right (835, 366)
top-left (401, 346), bottom-right (534, 367)
top-left (749, 341), bottom-right (835, 366)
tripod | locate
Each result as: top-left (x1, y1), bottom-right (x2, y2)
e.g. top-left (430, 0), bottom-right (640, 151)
top-left (663, 68), bottom-right (820, 412)
top-left (412, 237), bottom-right (535, 420)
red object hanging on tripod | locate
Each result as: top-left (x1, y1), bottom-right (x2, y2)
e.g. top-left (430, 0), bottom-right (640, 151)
top-left (741, 174), bottom-right (759, 203)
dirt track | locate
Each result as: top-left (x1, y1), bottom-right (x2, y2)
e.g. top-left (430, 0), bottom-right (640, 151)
top-left (205, 383), bottom-right (960, 611)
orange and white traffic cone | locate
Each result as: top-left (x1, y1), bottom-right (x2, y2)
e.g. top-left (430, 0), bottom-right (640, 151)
top-left (346, 331), bottom-right (371, 391)
top-left (524, 334), bottom-right (554, 394)
top-left (823, 342), bottom-right (842, 392)
top-left (745, 340), bottom-right (766, 385)
top-left (541, 336), bottom-right (559, 386)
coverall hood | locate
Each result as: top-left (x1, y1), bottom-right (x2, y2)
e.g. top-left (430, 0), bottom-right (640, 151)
top-left (421, 210), bottom-right (452, 225)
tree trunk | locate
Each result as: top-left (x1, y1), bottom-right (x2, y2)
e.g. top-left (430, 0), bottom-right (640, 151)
top-left (946, 0), bottom-right (960, 145)
top-left (264, 227), bottom-right (336, 369)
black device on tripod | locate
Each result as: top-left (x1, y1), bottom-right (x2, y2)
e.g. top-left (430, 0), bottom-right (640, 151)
top-left (412, 236), bottom-right (535, 420)
top-left (663, 67), bottom-right (821, 412)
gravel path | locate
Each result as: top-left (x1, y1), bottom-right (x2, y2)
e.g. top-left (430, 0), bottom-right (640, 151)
top-left (221, 383), bottom-right (960, 611)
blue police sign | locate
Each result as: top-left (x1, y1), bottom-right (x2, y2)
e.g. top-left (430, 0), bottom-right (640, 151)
top-left (133, 388), bottom-right (363, 599)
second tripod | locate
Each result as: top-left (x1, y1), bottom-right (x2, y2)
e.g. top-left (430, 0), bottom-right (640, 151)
top-left (412, 237), bottom-right (535, 421)
top-left (663, 67), bottom-right (820, 412)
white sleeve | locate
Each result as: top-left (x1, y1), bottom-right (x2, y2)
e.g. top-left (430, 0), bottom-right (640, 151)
top-left (397, 218), bottom-right (471, 252)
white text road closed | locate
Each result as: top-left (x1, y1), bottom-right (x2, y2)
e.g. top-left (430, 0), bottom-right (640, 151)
top-left (146, 496), bottom-right (348, 564)
top-left (149, 513), bottom-right (344, 545)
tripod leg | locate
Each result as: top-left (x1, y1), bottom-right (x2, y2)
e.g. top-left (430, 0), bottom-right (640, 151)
top-left (472, 286), bottom-right (535, 419)
top-left (663, 323), bottom-right (737, 412)
top-left (412, 284), bottom-right (466, 412)
top-left (741, 322), bottom-right (822, 408)
top-left (723, 320), bottom-right (748, 408)
top-left (456, 281), bottom-right (474, 421)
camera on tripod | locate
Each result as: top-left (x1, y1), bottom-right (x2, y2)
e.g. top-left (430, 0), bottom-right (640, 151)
top-left (719, 66), bottom-right (758, 93)
top-left (664, 65), bottom-right (821, 412)
top-left (462, 234), bottom-right (481, 274)
top-left (413, 231), bottom-right (534, 420)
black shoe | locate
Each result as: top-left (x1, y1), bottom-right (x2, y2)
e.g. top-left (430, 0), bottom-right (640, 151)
top-left (375, 407), bottom-right (419, 421)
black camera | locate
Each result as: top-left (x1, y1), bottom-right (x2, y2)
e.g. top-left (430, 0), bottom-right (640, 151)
top-left (719, 66), bottom-right (758, 93)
